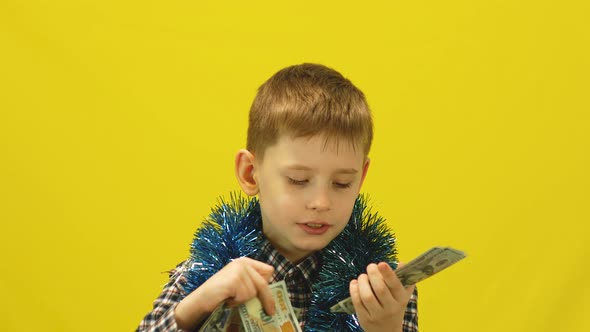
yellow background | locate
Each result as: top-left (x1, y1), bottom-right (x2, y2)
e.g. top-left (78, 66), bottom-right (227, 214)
top-left (1, 1), bottom-right (588, 331)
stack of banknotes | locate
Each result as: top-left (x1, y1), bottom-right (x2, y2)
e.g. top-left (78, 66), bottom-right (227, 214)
top-left (199, 246), bottom-right (466, 331)
top-left (198, 281), bottom-right (302, 332)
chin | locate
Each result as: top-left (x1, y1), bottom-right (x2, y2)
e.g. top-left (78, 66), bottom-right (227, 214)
top-left (295, 240), bottom-right (332, 252)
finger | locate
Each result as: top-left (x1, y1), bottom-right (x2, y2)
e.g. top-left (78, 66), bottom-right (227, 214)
top-left (245, 258), bottom-right (275, 280)
top-left (377, 262), bottom-right (401, 280)
top-left (379, 262), bottom-right (410, 301)
top-left (357, 273), bottom-right (381, 314)
top-left (349, 279), bottom-right (368, 316)
top-left (247, 264), bottom-right (276, 315)
top-left (226, 266), bottom-right (257, 305)
top-left (367, 263), bottom-right (394, 308)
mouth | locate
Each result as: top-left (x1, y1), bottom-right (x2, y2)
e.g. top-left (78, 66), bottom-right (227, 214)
top-left (298, 221), bottom-right (330, 234)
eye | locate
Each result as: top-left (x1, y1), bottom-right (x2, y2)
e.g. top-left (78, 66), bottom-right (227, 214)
top-left (333, 182), bottom-right (352, 189)
top-left (287, 177), bottom-right (308, 186)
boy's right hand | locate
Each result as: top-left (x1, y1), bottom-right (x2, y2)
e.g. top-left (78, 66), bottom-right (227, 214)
top-left (174, 257), bottom-right (276, 331)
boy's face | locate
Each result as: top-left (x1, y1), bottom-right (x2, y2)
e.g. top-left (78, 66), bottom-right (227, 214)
top-left (253, 134), bottom-right (369, 263)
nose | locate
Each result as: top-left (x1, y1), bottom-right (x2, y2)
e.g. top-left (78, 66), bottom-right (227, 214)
top-left (306, 186), bottom-right (331, 212)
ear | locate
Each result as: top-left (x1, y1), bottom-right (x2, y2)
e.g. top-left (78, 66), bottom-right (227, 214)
top-left (358, 158), bottom-right (370, 188)
top-left (235, 149), bottom-right (259, 196)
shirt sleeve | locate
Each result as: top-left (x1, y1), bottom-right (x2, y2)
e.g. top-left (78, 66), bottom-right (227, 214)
top-left (402, 286), bottom-right (419, 332)
top-left (136, 262), bottom-right (188, 332)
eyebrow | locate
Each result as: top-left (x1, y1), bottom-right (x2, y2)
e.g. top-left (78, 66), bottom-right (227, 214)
top-left (283, 165), bottom-right (359, 174)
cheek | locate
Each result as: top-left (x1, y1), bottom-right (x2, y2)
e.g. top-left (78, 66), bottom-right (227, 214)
top-left (261, 190), bottom-right (301, 222)
top-left (336, 196), bottom-right (358, 221)
top-left (276, 194), bottom-right (300, 215)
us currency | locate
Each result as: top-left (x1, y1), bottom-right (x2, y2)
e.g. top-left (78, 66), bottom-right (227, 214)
top-left (198, 304), bottom-right (242, 332)
top-left (239, 280), bottom-right (302, 332)
top-left (330, 246), bottom-right (466, 314)
top-left (199, 281), bottom-right (301, 332)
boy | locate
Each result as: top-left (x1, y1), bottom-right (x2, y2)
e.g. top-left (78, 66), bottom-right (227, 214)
top-left (137, 63), bottom-right (418, 331)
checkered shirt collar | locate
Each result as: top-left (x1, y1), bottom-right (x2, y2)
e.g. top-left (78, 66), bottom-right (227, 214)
top-left (257, 238), bottom-right (320, 282)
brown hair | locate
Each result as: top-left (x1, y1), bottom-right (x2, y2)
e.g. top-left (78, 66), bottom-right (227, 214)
top-left (246, 63), bottom-right (373, 160)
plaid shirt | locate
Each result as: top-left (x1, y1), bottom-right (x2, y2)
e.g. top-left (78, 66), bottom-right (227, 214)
top-left (259, 240), bottom-right (320, 325)
top-left (136, 239), bottom-right (418, 331)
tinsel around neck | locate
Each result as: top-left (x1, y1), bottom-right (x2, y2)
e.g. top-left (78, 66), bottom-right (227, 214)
top-left (183, 193), bottom-right (265, 293)
top-left (182, 193), bottom-right (398, 331)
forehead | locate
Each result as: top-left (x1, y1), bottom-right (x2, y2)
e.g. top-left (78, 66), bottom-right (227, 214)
top-left (260, 134), bottom-right (365, 170)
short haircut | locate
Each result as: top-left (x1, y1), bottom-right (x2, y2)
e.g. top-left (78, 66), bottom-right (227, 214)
top-left (247, 63), bottom-right (373, 160)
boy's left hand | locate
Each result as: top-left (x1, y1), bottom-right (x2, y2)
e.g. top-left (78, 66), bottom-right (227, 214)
top-left (349, 262), bottom-right (415, 332)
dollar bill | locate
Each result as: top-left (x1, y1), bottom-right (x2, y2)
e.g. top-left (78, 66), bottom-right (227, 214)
top-left (292, 307), bottom-right (303, 322)
top-left (239, 280), bottom-right (302, 332)
top-left (199, 303), bottom-right (243, 332)
top-left (330, 246), bottom-right (466, 314)
top-left (199, 281), bottom-right (302, 332)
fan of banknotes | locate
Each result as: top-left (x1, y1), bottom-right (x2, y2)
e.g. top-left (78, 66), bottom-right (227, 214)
top-left (198, 246), bottom-right (466, 331)
top-left (329, 246), bottom-right (466, 315)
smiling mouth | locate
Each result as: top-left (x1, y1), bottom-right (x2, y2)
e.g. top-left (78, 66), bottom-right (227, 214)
top-left (306, 223), bottom-right (325, 228)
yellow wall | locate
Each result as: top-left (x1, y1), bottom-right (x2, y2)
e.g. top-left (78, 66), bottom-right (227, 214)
top-left (1, 1), bottom-right (588, 331)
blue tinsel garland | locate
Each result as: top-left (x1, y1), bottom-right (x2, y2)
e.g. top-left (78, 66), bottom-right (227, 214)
top-left (183, 193), bottom-right (397, 332)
